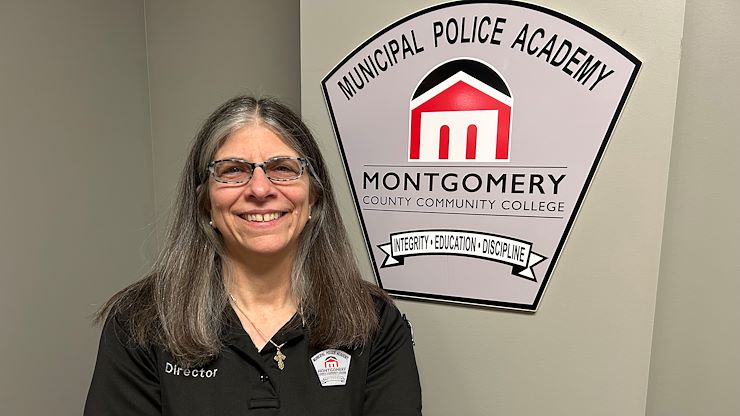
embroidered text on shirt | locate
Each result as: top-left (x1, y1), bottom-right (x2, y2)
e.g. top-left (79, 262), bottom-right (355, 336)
top-left (165, 362), bottom-right (219, 378)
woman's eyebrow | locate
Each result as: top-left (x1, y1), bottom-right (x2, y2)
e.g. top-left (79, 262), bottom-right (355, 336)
top-left (215, 154), bottom-right (296, 161)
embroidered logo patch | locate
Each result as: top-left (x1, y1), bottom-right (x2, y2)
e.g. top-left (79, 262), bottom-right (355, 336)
top-left (311, 349), bottom-right (351, 386)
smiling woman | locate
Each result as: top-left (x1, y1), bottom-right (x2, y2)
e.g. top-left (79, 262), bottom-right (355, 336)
top-left (84, 96), bottom-right (422, 415)
top-left (209, 125), bottom-right (313, 262)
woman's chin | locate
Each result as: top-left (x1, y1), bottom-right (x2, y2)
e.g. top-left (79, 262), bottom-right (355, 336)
top-left (226, 240), bottom-right (296, 260)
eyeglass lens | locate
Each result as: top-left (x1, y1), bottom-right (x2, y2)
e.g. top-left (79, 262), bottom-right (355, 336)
top-left (212, 158), bottom-right (303, 183)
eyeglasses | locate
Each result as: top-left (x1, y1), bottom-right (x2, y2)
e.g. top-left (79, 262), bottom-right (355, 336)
top-left (207, 156), bottom-right (308, 184)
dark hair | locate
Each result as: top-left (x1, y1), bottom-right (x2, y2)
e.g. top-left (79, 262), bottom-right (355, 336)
top-left (96, 96), bottom-right (387, 367)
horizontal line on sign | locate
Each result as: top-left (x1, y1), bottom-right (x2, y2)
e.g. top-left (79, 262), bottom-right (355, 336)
top-left (362, 164), bottom-right (568, 169)
top-left (363, 208), bottom-right (563, 219)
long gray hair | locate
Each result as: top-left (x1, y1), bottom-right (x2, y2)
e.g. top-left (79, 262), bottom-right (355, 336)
top-left (97, 96), bottom-right (386, 367)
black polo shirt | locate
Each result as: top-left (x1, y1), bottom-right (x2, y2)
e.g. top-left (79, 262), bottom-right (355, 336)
top-left (84, 298), bottom-right (422, 415)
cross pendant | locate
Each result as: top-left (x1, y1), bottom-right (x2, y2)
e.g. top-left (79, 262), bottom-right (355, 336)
top-left (274, 349), bottom-right (286, 370)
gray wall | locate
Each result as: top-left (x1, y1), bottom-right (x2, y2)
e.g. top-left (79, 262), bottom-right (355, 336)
top-left (0, 1), bottom-right (154, 415)
top-left (145, 0), bottom-right (301, 239)
top-left (646, 1), bottom-right (740, 414)
top-left (300, 0), bottom-right (740, 413)
top-left (0, 1), bottom-right (299, 414)
top-left (299, 0), bottom-right (730, 414)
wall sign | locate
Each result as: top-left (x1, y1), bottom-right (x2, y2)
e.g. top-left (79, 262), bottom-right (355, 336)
top-left (322, 1), bottom-right (640, 310)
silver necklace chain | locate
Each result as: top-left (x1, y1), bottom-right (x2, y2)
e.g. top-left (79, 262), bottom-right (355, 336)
top-left (229, 294), bottom-right (288, 370)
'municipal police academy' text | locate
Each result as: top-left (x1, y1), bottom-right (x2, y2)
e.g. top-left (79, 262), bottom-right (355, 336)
top-left (337, 15), bottom-right (615, 100)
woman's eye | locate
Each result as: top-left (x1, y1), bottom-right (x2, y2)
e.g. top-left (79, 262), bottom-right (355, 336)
top-left (217, 162), bottom-right (249, 176)
top-left (274, 164), bottom-right (294, 172)
top-left (271, 162), bottom-right (299, 174)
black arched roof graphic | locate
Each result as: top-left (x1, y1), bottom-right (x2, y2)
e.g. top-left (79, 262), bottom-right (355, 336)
top-left (413, 59), bottom-right (510, 99)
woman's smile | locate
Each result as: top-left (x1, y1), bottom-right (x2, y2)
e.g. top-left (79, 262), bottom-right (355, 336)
top-left (240, 211), bottom-right (285, 222)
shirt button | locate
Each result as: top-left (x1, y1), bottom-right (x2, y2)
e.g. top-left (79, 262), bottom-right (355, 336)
top-left (260, 374), bottom-right (269, 382)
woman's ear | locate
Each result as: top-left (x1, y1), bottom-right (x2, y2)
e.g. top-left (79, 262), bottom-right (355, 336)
top-left (309, 189), bottom-right (319, 216)
top-left (196, 183), bottom-right (212, 215)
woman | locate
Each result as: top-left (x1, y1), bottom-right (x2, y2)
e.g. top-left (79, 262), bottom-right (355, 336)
top-left (84, 96), bottom-right (422, 415)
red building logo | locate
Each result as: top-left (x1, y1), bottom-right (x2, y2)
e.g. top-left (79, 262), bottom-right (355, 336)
top-left (324, 356), bottom-right (340, 368)
top-left (409, 59), bottom-right (513, 162)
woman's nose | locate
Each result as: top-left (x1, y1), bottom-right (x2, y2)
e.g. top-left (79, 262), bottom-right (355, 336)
top-left (244, 167), bottom-right (275, 198)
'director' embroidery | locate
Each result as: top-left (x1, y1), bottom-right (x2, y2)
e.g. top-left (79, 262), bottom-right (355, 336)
top-left (165, 362), bottom-right (218, 379)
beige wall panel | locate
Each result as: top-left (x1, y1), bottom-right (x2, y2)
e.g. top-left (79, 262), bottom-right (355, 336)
top-left (301, 1), bottom-right (685, 414)
top-left (146, 0), bottom-right (300, 239)
top-left (0, 1), bottom-right (154, 414)
top-left (647, 1), bottom-right (740, 414)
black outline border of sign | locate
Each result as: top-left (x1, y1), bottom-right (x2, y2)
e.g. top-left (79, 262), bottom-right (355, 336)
top-left (321, 0), bottom-right (642, 311)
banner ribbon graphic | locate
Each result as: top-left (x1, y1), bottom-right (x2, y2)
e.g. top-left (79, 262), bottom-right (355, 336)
top-left (378, 230), bottom-right (546, 281)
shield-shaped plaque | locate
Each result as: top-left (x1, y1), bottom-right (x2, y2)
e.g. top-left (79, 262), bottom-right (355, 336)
top-left (322, 1), bottom-right (640, 311)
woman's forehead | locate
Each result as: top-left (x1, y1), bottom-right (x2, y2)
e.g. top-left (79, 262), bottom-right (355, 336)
top-left (215, 124), bottom-right (298, 159)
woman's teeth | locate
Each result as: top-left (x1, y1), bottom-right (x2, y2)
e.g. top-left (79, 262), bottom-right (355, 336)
top-left (245, 212), bottom-right (283, 222)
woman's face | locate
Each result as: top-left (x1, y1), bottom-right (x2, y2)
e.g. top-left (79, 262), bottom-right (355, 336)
top-left (209, 124), bottom-right (313, 260)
